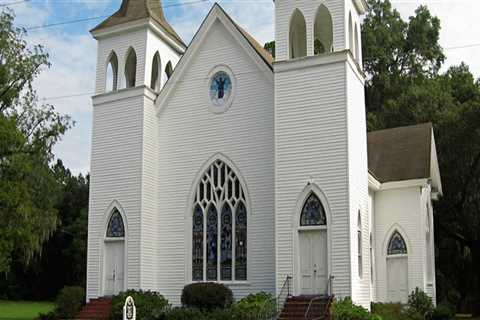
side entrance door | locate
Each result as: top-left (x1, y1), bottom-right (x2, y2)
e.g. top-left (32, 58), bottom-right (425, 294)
top-left (104, 241), bottom-right (125, 296)
top-left (387, 256), bottom-right (408, 303)
top-left (299, 230), bottom-right (327, 295)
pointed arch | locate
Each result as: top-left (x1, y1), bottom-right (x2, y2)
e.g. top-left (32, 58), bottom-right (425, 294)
top-left (289, 8), bottom-right (307, 59)
top-left (314, 4), bottom-right (333, 55)
top-left (106, 51), bottom-right (118, 92)
top-left (106, 207), bottom-right (125, 238)
top-left (165, 61), bottom-right (173, 80)
top-left (300, 192), bottom-right (327, 226)
top-left (150, 51), bottom-right (161, 91)
top-left (189, 156), bottom-right (249, 282)
top-left (124, 47), bottom-right (137, 88)
top-left (387, 230), bottom-right (408, 255)
top-left (348, 12), bottom-right (354, 56)
top-left (354, 23), bottom-right (360, 61)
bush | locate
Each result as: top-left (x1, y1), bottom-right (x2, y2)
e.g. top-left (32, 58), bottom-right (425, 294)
top-left (372, 302), bottom-right (405, 320)
top-left (163, 307), bottom-right (206, 320)
top-left (232, 292), bottom-right (276, 320)
top-left (332, 297), bottom-right (374, 320)
top-left (110, 289), bottom-right (169, 320)
top-left (181, 283), bottom-right (233, 311)
top-left (430, 303), bottom-right (455, 320)
top-left (55, 286), bottom-right (85, 319)
top-left (407, 288), bottom-right (433, 317)
top-left (35, 311), bottom-right (58, 320)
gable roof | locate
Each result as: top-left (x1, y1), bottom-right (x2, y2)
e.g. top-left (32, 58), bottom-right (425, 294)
top-left (367, 123), bottom-right (442, 193)
top-left (91, 0), bottom-right (185, 46)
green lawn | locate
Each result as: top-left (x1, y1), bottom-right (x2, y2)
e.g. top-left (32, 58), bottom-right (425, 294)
top-left (0, 301), bottom-right (55, 320)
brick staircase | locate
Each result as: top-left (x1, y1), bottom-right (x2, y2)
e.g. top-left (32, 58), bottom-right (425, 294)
top-left (75, 297), bottom-right (113, 320)
top-left (278, 295), bottom-right (333, 320)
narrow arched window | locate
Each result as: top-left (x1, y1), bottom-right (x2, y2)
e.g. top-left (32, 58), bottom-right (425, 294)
top-left (106, 52), bottom-right (118, 92)
top-left (192, 159), bottom-right (248, 282)
top-left (354, 24), bottom-right (360, 61)
top-left (314, 5), bottom-right (333, 55)
top-left (387, 231), bottom-right (407, 255)
top-left (150, 52), bottom-right (161, 91)
top-left (300, 192), bottom-right (326, 226)
top-left (358, 211), bottom-right (363, 277)
top-left (165, 61), bottom-right (173, 80)
top-left (348, 13), bottom-right (354, 56)
top-left (125, 48), bottom-right (137, 88)
top-left (106, 208), bottom-right (124, 238)
top-left (289, 9), bottom-right (307, 59)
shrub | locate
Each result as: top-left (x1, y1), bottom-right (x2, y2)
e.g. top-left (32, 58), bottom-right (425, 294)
top-left (163, 307), bottom-right (206, 320)
top-left (371, 302), bottom-right (405, 320)
top-left (407, 288), bottom-right (433, 317)
top-left (181, 283), bottom-right (233, 311)
top-left (110, 289), bottom-right (169, 320)
top-left (55, 286), bottom-right (85, 319)
top-left (35, 311), bottom-right (58, 320)
top-left (430, 303), bottom-right (455, 320)
top-left (232, 292), bottom-right (276, 320)
top-left (332, 297), bottom-right (372, 320)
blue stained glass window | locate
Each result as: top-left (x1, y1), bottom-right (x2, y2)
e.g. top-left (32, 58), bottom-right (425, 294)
top-left (220, 204), bottom-right (233, 281)
top-left (388, 231), bottom-right (407, 255)
top-left (235, 202), bottom-right (247, 281)
top-left (192, 204), bottom-right (204, 281)
top-left (106, 209), bottom-right (124, 237)
top-left (300, 193), bottom-right (327, 226)
top-left (206, 205), bottom-right (218, 281)
top-left (209, 71), bottom-right (232, 107)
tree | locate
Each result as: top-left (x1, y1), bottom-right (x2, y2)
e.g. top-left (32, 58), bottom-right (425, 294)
top-left (0, 10), bottom-right (71, 274)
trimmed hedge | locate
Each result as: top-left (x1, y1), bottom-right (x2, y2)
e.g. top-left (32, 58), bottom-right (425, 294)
top-left (232, 292), bottom-right (276, 319)
top-left (181, 283), bottom-right (233, 311)
top-left (55, 286), bottom-right (85, 319)
top-left (110, 289), bottom-right (168, 320)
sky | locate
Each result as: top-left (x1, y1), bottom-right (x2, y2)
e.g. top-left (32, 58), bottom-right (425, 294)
top-left (5, 0), bottom-right (480, 174)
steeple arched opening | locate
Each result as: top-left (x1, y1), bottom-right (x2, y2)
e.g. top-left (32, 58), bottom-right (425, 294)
top-left (348, 13), bottom-right (354, 56)
top-left (124, 47), bottom-right (137, 88)
top-left (106, 51), bottom-right (118, 92)
top-left (354, 23), bottom-right (360, 62)
top-left (165, 61), bottom-right (173, 80)
top-left (314, 4), bottom-right (333, 55)
top-left (150, 51), bottom-right (162, 91)
top-left (289, 9), bottom-right (307, 59)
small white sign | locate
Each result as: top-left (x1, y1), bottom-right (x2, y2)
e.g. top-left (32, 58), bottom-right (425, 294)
top-left (123, 296), bottom-right (136, 320)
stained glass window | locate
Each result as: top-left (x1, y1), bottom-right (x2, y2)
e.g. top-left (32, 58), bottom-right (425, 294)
top-left (220, 204), bottom-right (232, 281)
top-left (300, 193), bottom-right (326, 226)
top-left (387, 231), bottom-right (407, 255)
top-left (192, 204), bottom-right (204, 281)
top-left (206, 205), bottom-right (218, 281)
top-left (235, 202), bottom-right (247, 281)
top-left (192, 160), bottom-right (248, 282)
top-left (106, 208), bottom-right (124, 238)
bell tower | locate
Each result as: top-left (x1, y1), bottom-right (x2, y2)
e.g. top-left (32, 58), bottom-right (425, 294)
top-left (87, 0), bottom-right (185, 301)
top-left (274, 0), bottom-right (371, 308)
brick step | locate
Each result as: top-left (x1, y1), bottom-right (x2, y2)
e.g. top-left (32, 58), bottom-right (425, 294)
top-left (75, 297), bottom-right (112, 320)
top-left (278, 295), bottom-right (332, 320)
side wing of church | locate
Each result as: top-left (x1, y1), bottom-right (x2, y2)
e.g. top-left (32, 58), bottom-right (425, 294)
top-left (86, 0), bottom-right (442, 309)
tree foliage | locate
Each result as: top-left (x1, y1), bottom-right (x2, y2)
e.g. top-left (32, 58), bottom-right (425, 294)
top-left (0, 10), bottom-right (71, 274)
top-left (363, 0), bottom-right (480, 310)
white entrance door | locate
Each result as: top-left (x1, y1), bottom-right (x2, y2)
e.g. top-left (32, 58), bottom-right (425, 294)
top-left (387, 256), bottom-right (408, 303)
top-left (299, 230), bottom-right (327, 295)
top-left (104, 241), bottom-right (125, 296)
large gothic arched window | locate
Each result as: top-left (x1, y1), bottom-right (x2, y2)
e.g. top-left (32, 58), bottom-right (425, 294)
top-left (387, 231), bottom-right (407, 255)
top-left (106, 208), bottom-right (125, 238)
top-left (192, 160), bottom-right (247, 282)
top-left (300, 192), bottom-right (327, 226)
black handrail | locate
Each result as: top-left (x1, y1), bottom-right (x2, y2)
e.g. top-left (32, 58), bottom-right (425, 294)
top-left (276, 275), bottom-right (292, 315)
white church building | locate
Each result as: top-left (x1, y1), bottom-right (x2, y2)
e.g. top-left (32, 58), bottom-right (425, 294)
top-left (86, 0), bottom-right (442, 308)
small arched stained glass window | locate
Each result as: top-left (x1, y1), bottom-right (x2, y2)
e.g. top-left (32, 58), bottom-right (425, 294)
top-left (300, 193), bottom-right (327, 226)
top-left (235, 201), bottom-right (247, 281)
top-left (206, 205), bottom-right (218, 281)
top-left (388, 231), bottom-right (407, 255)
top-left (106, 208), bottom-right (124, 238)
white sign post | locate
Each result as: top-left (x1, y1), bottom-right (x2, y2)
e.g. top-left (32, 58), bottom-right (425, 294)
top-left (123, 296), bottom-right (136, 320)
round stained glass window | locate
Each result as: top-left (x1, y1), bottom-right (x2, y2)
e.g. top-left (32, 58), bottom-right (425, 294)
top-left (209, 71), bottom-right (232, 108)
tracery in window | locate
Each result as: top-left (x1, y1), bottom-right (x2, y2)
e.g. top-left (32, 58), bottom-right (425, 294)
top-left (192, 159), bottom-right (247, 281)
top-left (300, 192), bottom-right (326, 226)
top-left (106, 208), bottom-right (124, 238)
top-left (387, 231), bottom-right (407, 255)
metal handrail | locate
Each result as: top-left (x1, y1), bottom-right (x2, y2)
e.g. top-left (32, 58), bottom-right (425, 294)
top-left (304, 275), bottom-right (335, 320)
top-left (276, 275), bottom-right (292, 315)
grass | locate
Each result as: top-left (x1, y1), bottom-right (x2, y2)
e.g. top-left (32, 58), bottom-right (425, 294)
top-left (0, 301), bottom-right (55, 320)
